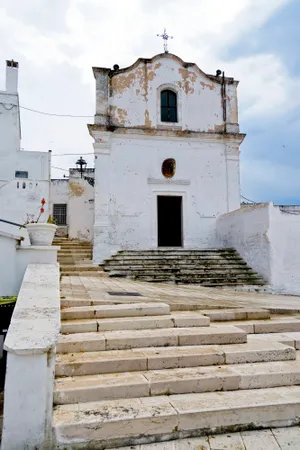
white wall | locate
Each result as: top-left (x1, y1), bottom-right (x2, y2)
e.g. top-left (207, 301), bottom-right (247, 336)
top-left (0, 227), bottom-right (59, 296)
top-left (0, 232), bottom-right (18, 296)
top-left (0, 61), bottom-right (51, 233)
top-left (50, 176), bottom-right (94, 241)
top-left (93, 132), bottom-right (241, 263)
top-left (68, 178), bottom-right (94, 241)
top-left (217, 203), bottom-right (271, 282)
top-left (2, 263), bottom-right (60, 450)
top-left (217, 203), bottom-right (300, 295)
top-left (268, 206), bottom-right (300, 294)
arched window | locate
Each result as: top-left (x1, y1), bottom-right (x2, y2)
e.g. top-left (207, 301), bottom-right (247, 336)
top-left (161, 90), bottom-right (177, 123)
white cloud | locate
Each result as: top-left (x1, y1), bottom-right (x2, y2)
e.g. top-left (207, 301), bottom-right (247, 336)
top-left (0, 0), bottom-right (296, 179)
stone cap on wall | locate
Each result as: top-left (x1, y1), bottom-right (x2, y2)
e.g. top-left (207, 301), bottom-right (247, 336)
top-left (4, 263), bottom-right (60, 355)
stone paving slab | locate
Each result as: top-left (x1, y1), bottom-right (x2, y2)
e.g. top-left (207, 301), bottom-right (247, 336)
top-left (60, 276), bottom-right (300, 312)
top-left (111, 427), bottom-right (300, 449)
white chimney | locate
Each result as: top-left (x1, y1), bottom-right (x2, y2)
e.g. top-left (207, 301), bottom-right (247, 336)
top-left (6, 60), bottom-right (18, 92)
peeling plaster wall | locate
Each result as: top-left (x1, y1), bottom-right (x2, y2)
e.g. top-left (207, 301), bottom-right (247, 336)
top-left (93, 133), bottom-right (240, 263)
top-left (68, 178), bottom-right (94, 241)
top-left (94, 55), bottom-right (239, 133)
top-left (50, 177), bottom-right (94, 241)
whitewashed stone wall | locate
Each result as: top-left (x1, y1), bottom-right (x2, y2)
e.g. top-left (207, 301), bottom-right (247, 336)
top-left (2, 263), bottom-right (60, 449)
top-left (217, 203), bottom-right (300, 295)
top-left (50, 170), bottom-right (94, 241)
top-left (0, 60), bottom-right (51, 233)
top-left (90, 53), bottom-right (244, 263)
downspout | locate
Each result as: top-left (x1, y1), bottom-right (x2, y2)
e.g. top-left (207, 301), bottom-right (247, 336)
top-left (222, 71), bottom-right (227, 133)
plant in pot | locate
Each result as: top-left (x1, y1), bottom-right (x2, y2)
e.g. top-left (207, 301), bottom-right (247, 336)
top-left (24, 198), bottom-right (57, 246)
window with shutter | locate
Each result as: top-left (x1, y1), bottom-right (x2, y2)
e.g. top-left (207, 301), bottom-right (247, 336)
top-left (161, 90), bottom-right (177, 123)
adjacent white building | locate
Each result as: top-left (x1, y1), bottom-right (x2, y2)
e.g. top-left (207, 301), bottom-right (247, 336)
top-left (0, 60), bottom-right (51, 231)
top-left (89, 53), bottom-right (244, 263)
top-left (50, 168), bottom-right (94, 241)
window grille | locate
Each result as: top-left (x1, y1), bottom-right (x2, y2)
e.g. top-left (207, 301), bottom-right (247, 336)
top-left (53, 204), bottom-right (67, 226)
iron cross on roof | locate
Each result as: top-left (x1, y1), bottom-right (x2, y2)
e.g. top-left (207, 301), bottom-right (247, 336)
top-left (157, 28), bottom-right (173, 53)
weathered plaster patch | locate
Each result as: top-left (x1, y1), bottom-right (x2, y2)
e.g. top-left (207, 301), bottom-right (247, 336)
top-left (69, 182), bottom-right (85, 197)
top-left (200, 81), bottom-right (215, 91)
top-left (178, 68), bottom-right (197, 95)
top-left (144, 110), bottom-right (152, 128)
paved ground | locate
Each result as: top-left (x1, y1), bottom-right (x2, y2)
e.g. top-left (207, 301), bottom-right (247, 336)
top-left (112, 427), bottom-right (300, 449)
top-left (61, 276), bottom-right (300, 312)
top-left (60, 276), bottom-right (300, 449)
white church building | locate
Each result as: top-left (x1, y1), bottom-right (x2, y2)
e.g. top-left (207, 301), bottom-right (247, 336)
top-left (89, 53), bottom-right (243, 263)
top-left (89, 52), bottom-right (300, 295)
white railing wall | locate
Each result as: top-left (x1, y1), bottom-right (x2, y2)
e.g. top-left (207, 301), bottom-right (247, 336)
top-left (1, 263), bottom-right (60, 450)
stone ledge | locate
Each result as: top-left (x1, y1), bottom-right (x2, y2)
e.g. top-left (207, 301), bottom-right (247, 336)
top-left (17, 245), bottom-right (61, 251)
top-left (4, 263), bottom-right (60, 355)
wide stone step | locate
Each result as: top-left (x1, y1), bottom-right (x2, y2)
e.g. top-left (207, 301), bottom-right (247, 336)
top-left (55, 341), bottom-right (296, 376)
top-left (52, 385), bottom-right (300, 448)
top-left (111, 271), bottom-right (261, 280)
top-left (61, 303), bottom-right (170, 320)
top-left (60, 313), bottom-right (210, 333)
top-left (117, 249), bottom-right (236, 254)
top-left (248, 332), bottom-right (300, 349)
top-left (125, 276), bottom-right (264, 285)
top-left (105, 267), bottom-right (255, 275)
top-left (57, 325), bottom-right (246, 353)
top-left (61, 272), bottom-right (104, 277)
top-left (201, 309), bottom-right (270, 322)
top-left (60, 265), bottom-right (100, 272)
top-left (216, 319), bottom-right (300, 335)
top-left (106, 256), bottom-right (246, 263)
top-left (54, 358), bottom-right (300, 404)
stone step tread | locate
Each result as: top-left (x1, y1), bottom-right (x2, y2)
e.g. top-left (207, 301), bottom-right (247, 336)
top-left (116, 248), bottom-right (236, 252)
top-left (106, 263), bottom-right (252, 268)
top-left (200, 309), bottom-right (270, 321)
top-left (55, 341), bottom-right (295, 377)
top-left (60, 268), bottom-right (100, 272)
top-left (57, 325), bottom-right (247, 353)
top-left (52, 385), bottom-right (300, 447)
top-left (61, 272), bottom-right (105, 277)
top-left (60, 313), bottom-right (210, 333)
top-left (106, 258), bottom-right (246, 262)
top-left (249, 332), bottom-right (300, 349)
top-left (128, 278), bottom-right (265, 285)
top-left (214, 319), bottom-right (300, 334)
top-left (54, 358), bottom-right (300, 404)
top-left (61, 302), bottom-right (170, 318)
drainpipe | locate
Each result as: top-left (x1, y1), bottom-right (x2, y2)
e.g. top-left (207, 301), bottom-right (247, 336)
top-left (222, 71), bottom-right (227, 133)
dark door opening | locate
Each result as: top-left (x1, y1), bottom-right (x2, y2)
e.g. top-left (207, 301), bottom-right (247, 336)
top-left (157, 196), bottom-right (182, 247)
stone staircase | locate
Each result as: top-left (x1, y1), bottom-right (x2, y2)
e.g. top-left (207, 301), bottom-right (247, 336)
top-left (54, 238), bottom-right (103, 277)
top-left (103, 249), bottom-right (265, 286)
top-left (53, 297), bottom-right (300, 448)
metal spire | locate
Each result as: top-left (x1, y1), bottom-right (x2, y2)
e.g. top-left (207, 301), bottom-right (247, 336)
top-left (157, 28), bottom-right (173, 53)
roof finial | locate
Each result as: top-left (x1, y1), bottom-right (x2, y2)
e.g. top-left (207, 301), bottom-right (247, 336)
top-left (157, 28), bottom-right (173, 53)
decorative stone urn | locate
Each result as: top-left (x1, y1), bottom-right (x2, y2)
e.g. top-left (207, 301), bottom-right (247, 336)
top-left (26, 223), bottom-right (57, 246)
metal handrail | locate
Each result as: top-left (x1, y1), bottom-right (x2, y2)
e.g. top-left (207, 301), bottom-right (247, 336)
top-left (0, 218), bottom-right (24, 228)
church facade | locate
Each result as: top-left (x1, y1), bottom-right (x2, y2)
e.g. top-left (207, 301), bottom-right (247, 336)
top-left (89, 53), bottom-right (245, 264)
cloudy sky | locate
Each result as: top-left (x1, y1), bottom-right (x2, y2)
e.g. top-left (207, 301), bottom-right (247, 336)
top-left (0, 0), bottom-right (298, 204)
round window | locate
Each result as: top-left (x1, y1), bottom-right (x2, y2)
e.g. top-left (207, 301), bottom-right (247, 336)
top-left (162, 158), bottom-right (176, 178)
